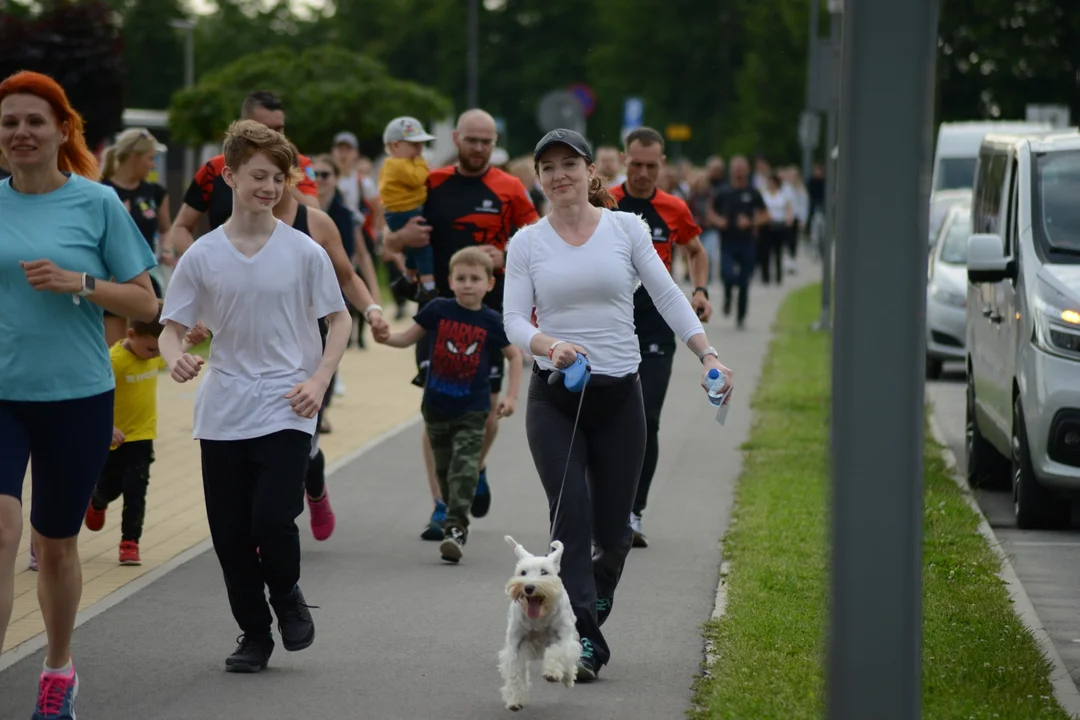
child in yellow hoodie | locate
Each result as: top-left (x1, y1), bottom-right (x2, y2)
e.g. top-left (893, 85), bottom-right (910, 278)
top-left (378, 116), bottom-right (437, 302)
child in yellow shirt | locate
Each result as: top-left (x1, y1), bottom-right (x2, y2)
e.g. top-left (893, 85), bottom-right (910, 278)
top-left (378, 116), bottom-right (437, 302)
top-left (82, 303), bottom-right (208, 565)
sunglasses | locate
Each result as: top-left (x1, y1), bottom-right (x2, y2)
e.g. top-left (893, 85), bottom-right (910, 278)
top-left (315, 171), bottom-right (334, 180)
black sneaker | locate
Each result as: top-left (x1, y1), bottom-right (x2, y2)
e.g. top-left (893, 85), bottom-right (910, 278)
top-left (269, 585), bottom-right (317, 652)
top-left (723, 293), bottom-right (732, 317)
top-left (416, 286), bottom-right (439, 305)
top-left (596, 597), bottom-right (614, 627)
top-left (439, 526), bottom-right (467, 563)
top-left (225, 633), bottom-right (274, 673)
top-left (577, 638), bottom-right (599, 682)
top-left (391, 274), bottom-right (418, 301)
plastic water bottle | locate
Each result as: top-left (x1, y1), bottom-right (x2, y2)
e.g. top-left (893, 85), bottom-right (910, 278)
top-left (704, 368), bottom-right (727, 407)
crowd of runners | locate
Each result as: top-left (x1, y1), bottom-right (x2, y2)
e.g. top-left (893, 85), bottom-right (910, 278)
top-left (0, 70), bottom-right (816, 718)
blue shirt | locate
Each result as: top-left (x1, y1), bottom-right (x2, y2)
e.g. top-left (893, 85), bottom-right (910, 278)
top-left (416, 298), bottom-right (508, 417)
top-left (0, 174), bottom-right (158, 402)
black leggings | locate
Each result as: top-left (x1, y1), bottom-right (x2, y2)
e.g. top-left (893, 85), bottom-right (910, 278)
top-left (524, 366), bottom-right (646, 668)
top-left (633, 351), bottom-right (676, 516)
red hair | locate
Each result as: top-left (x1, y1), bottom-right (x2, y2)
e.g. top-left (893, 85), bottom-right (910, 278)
top-left (0, 71), bottom-right (98, 179)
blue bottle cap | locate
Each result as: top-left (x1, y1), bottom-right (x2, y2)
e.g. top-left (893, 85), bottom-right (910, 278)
top-left (707, 368), bottom-right (719, 379)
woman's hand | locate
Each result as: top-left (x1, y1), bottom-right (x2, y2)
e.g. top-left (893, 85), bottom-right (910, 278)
top-left (20, 260), bottom-right (81, 294)
top-left (550, 341), bottom-right (587, 370)
top-left (702, 355), bottom-right (734, 405)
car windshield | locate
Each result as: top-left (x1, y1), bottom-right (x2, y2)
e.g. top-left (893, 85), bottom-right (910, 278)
top-left (929, 196), bottom-right (965, 240)
top-left (939, 210), bottom-right (972, 264)
top-left (1034, 150), bottom-right (1080, 255)
top-left (936, 157), bottom-right (978, 191)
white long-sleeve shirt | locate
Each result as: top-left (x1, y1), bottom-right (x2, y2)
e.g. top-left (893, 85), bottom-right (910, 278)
top-left (503, 208), bottom-right (705, 377)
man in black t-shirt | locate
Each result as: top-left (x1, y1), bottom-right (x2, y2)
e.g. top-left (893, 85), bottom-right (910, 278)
top-left (707, 155), bottom-right (768, 328)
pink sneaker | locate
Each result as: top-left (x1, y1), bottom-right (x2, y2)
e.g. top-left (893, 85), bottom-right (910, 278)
top-left (307, 491), bottom-right (335, 541)
top-left (33, 662), bottom-right (78, 719)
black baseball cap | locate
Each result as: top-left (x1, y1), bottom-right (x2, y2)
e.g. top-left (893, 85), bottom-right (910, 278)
top-left (533, 129), bottom-right (593, 164)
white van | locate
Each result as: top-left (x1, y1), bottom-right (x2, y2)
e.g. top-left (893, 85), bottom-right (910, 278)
top-left (932, 121), bottom-right (1052, 193)
top-left (964, 129), bottom-right (1080, 529)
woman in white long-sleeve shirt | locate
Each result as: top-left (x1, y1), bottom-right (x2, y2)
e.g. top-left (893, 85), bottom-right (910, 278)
top-left (502, 128), bottom-right (734, 681)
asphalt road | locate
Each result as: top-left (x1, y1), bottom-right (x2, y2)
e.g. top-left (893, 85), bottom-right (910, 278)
top-left (927, 364), bottom-right (1080, 689)
top-left (0, 261), bottom-right (819, 719)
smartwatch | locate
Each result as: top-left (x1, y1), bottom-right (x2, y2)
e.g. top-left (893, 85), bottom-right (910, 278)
top-left (693, 286), bottom-right (709, 300)
top-left (697, 345), bottom-right (719, 363)
top-left (78, 273), bottom-right (96, 297)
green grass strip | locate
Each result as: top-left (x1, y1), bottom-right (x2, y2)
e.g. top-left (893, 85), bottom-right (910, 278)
top-left (689, 283), bottom-right (1071, 720)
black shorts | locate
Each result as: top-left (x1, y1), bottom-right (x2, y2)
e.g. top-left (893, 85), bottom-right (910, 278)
top-left (413, 331), bottom-right (505, 396)
top-left (0, 390), bottom-right (115, 538)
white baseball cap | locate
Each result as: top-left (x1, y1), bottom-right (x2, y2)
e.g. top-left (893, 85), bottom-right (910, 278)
top-left (383, 117), bottom-right (436, 144)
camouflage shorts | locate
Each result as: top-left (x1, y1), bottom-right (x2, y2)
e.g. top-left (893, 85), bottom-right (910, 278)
top-left (423, 408), bottom-right (487, 530)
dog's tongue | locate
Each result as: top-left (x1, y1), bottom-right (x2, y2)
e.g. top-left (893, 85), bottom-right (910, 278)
top-left (527, 598), bottom-right (542, 619)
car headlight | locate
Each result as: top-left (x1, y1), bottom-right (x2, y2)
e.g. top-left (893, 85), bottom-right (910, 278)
top-left (929, 282), bottom-right (966, 308)
top-left (1033, 281), bottom-right (1080, 359)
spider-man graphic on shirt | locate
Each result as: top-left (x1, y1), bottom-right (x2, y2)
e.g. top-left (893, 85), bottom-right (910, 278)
top-left (415, 298), bottom-right (509, 417)
top-left (430, 319), bottom-right (488, 398)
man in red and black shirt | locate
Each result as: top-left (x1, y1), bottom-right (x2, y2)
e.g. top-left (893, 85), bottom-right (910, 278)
top-left (163, 90), bottom-right (320, 257)
top-left (609, 127), bottom-right (712, 549)
top-left (384, 108), bottom-right (538, 539)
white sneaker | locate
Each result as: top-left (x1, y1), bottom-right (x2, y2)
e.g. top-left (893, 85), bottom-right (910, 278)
top-left (630, 513), bottom-right (648, 548)
top-left (333, 375), bottom-right (346, 397)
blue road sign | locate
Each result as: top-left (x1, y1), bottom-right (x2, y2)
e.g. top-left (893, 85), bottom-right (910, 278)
top-left (623, 97), bottom-right (644, 129)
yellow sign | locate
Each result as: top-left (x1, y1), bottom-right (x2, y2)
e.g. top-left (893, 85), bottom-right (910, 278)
top-left (665, 124), bottom-right (692, 141)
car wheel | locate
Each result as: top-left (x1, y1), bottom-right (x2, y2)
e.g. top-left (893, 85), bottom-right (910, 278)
top-left (926, 357), bottom-right (943, 380)
top-left (965, 371), bottom-right (1009, 490)
top-left (1012, 395), bottom-right (1069, 529)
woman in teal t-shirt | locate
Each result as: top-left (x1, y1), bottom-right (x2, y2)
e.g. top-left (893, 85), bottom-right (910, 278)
top-left (0, 71), bottom-right (160, 719)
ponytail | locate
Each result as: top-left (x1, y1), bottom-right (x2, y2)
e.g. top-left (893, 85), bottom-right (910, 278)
top-left (99, 146), bottom-right (119, 181)
top-left (588, 176), bottom-right (617, 209)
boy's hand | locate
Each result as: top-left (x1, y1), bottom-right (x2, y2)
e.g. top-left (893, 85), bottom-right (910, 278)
top-left (170, 353), bottom-right (204, 383)
top-left (372, 324), bottom-right (392, 344)
top-left (185, 321), bottom-right (211, 346)
top-left (286, 376), bottom-right (328, 419)
top-left (497, 396), bottom-right (517, 418)
top-left (111, 427), bottom-right (126, 448)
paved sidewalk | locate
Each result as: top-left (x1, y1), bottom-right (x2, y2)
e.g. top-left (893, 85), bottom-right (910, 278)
top-left (1, 257), bottom-right (821, 718)
top-left (4, 317), bottom-right (422, 656)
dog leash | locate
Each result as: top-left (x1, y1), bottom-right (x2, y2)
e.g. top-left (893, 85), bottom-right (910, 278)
top-left (546, 353), bottom-right (591, 540)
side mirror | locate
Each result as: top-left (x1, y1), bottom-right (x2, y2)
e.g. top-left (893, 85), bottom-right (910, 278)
top-left (967, 233), bottom-right (1015, 283)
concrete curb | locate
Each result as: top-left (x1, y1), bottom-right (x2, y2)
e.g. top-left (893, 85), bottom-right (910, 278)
top-left (928, 413), bottom-right (1080, 720)
top-left (0, 412), bottom-right (423, 674)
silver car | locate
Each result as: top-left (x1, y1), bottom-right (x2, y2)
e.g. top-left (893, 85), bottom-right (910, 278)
top-left (926, 203), bottom-right (971, 378)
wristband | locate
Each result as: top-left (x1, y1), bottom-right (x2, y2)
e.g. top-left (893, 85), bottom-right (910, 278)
top-left (548, 340), bottom-right (565, 360)
top-left (363, 304), bottom-right (383, 320)
top-left (694, 286), bottom-right (709, 300)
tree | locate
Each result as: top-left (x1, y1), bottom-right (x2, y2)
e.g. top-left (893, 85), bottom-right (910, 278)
top-left (166, 45), bottom-right (453, 155)
top-left (587, 0), bottom-right (743, 159)
top-left (111, 0), bottom-right (186, 109)
top-left (0, 0), bottom-right (126, 150)
top-left (936, 0), bottom-right (1079, 124)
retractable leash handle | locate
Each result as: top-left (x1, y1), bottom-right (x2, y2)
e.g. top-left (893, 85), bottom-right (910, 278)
top-left (547, 353), bottom-right (591, 393)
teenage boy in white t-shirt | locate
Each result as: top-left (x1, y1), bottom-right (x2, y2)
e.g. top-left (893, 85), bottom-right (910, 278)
top-left (159, 119), bottom-right (350, 674)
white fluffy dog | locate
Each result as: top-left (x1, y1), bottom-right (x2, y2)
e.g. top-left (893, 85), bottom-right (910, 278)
top-left (498, 535), bottom-right (580, 711)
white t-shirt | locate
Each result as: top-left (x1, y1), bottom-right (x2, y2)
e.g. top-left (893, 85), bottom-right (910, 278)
top-left (503, 209), bottom-right (704, 377)
top-left (762, 188), bottom-right (790, 223)
top-left (161, 222), bottom-right (347, 441)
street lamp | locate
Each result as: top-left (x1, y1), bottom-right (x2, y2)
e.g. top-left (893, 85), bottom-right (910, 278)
top-left (168, 19), bottom-right (196, 184)
top-left (467, 0), bottom-right (478, 108)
